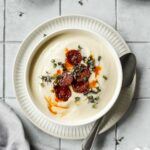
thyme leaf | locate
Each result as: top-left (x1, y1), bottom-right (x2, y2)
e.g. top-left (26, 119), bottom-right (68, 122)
top-left (98, 56), bottom-right (101, 61)
top-left (103, 75), bottom-right (108, 80)
top-left (78, 45), bottom-right (83, 50)
top-left (75, 97), bottom-right (80, 102)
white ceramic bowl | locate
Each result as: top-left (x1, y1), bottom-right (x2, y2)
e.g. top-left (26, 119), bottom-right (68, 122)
top-left (25, 29), bottom-right (123, 126)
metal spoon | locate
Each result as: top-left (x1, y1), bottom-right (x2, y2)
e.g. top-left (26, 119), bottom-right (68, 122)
top-left (82, 53), bottom-right (136, 150)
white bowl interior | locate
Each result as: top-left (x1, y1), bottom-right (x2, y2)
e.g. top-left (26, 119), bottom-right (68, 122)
top-left (26, 29), bottom-right (122, 126)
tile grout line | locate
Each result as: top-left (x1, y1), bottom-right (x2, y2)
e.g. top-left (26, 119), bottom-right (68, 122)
top-left (115, 124), bottom-right (118, 150)
top-left (115, 0), bottom-right (118, 30)
top-left (5, 97), bottom-right (16, 99)
top-left (2, 0), bottom-right (6, 102)
top-left (59, 0), bottom-right (61, 16)
top-left (59, 138), bottom-right (61, 150)
top-left (5, 41), bottom-right (22, 43)
top-left (126, 41), bottom-right (150, 43)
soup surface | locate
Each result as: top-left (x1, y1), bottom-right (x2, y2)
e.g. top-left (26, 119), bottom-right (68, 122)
top-left (29, 30), bottom-right (118, 123)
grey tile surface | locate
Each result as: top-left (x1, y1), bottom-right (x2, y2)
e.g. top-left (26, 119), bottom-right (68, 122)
top-left (61, 0), bottom-right (116, 27)
top-left (0, 43), bottom-right (3, 97)
top-left (118, 0), bottom-right (150, 41)
top-left (128, 43), bottom-right (150, 98)
top-left (5, 43), bottom-right (20, 97)
top-left (5, 98), bottom-right (59, 150)
top-left (0, 0), bottom-right (150, 150)
top-left (61, 128), bottom-right (116, 150)
top-left (0, 0), bottom-right (3, 41)
top-left (6, 0), bottom-right (59, 41)
top-left (117, 100), bottom-right (150, 150)
top-left (61, 139), bottom-right (82, 150)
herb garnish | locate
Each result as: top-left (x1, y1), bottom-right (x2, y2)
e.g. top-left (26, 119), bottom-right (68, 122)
top-left (87, 95), bottom-right (99, 103)
top-left (87, 95), bottom-right (94, 103)
top-left (41, 76), bottom-right (52, 82)
top-left (40, 82), bottom-right (44, 87)
top-left (51, 59), bottom-right (55, 63)
top-left (98, 56), bottom-right (101, 61)
top-left (19, 12), bottom-right (24, 17)
top-left (83, 77), bottom-right (88, 82)
top-left (103, 75), bottom-right (108, 80)
top-left (75, 97), bottom-right (80, 102)
top-left (82, 56), bottom-right (87, 63)
top-left (58, 62), bottom-right (63, 66)
top-left (92, 103), bottom-right (97, 108)
top-left (84, 87), bottom-right (101, 95)
top-left (51, 59), bottom-right (57, 68)
top-left (87, 56), bottom-right (95, 71)
top-left (78, 0), bottom-right (83, 5)
top-left (53, 63), bottom-right (57, 68)
top-left (94, 96), bottom-right (99, 100)
top-left (53, 79), bottom-right (58, 86)
top-left (78, 45), bottom-right (83, 50)
top-left (87, 95), bottom-right (99, 108)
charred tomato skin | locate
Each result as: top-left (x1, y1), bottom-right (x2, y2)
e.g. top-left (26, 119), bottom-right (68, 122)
top-left (57, 72), bottom-right (73, 86)
top-left (54, 85), bottom-right (71, 101)
top-left (66, 50), bottom-right (82, 65)
top-left (72, 81), bottom-right (89, 93)
top-left (73, 64), bottom-right (91, 82)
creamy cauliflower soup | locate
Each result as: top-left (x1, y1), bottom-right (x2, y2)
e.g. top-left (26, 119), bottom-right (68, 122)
top-left (27, 30), bottom-right (119, 124)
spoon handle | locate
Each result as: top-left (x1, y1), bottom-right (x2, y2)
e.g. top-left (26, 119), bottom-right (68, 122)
top-left (82, 117), bottom-right (104, 150)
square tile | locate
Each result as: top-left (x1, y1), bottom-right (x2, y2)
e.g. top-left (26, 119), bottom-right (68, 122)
top-left (61, 0), bottom-right (116, 27)
top-left (128, 43), bottom-right (150, 98)
top-left (5, 98), bottom-right (59, 150)
top-left (118, 0), bottom-right (150, 41)
top-left (61, 128), bottom-right (116, 150)
top-left (61, 139), bottom-right (82, 150)
top-left (0, 43), bottom-right (3, 97)
top-left (5, 43), bottom-right (20, 97)
top-left (0, 0), bottom-right (3, 41)
top-left (6, 0), bottom-right (59, 41)
top-left (117, 100), bottom-right (150, 150)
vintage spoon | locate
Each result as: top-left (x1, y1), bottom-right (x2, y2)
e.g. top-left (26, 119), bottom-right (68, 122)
top-left (82, 53), bottom-right (136, 150)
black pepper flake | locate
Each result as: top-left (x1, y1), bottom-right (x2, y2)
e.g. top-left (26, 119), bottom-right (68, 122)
top-left (78, 0), bottom-right (83, 5)
top-left (43, 33), bottom-right (47, 37)
top-left (19, 12), bottom-right (24, 17)
top-left (115, 137), bottom-right (124, 145)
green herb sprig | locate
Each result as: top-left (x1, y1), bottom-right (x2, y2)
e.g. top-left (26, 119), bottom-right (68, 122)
top-left (78, 45), bottom-right (83, 50)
